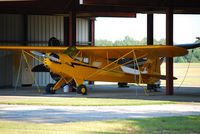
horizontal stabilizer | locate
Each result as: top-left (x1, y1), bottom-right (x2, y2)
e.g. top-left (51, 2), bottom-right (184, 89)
top-left (32, 64), bottom-right (49, 72)
top-left (143, 74), bottom-right (177, 80)
top-left (175, 43), bottom-right (200, 49)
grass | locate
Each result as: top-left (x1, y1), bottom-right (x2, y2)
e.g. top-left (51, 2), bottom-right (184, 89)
top-left (0, 115), bottom-right (200, 134)
top-left (0, 97), bottom-right (176, 106)
top-left (161, 63), bottom-right (200, 87)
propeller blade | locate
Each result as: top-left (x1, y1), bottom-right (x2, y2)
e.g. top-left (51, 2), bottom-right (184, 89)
top-left (46, 55), bottom-right (59, 62)
top-left (31, 51), bottom-right (60, 62)
top-left (32, 64), bottom-right (49, 72)
top-left (31, 51), bottom-right (45, 57)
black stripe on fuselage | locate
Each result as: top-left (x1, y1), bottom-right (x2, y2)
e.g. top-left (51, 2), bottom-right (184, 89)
top-left (65, 62), bottom-right (99, 69)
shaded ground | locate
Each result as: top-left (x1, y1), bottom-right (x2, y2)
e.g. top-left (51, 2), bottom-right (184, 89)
top-left (0, 85), bottom-right (200, 102)
top-left (0, 85), bottom-right (200, 123)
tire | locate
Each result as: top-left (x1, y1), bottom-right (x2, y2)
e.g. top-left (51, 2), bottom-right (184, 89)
top-left (45, 83), bottom-right (56, 94)
top-left (50, 72), bottom-right (60, 82)
top-left (118, 82), bottom-right (129, 88)
top-left (77, 84), bottom-right (87, 95)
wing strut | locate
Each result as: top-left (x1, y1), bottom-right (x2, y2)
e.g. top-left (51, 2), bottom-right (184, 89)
top-left (132, 50), bottom-right (148, 95)
top-left (105, 53), bottom-right (147, 73)
top-left (14, 52), bottom-right (23, 93)
top-left (85, 49), bottom-right (136, 79)
top-left (21, 50), bottom-right (41, 92)
top-left (132, 50), bottom-right (143, 84)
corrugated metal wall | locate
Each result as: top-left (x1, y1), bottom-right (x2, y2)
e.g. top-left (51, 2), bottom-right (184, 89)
top-left (0, 14), bottom-right (90, 87)
top-left (77, 18), bottom-right (89, 45)
top-left (28, 15), bottom-right (64, 86)
top-left (28, 15), bottom-right (89, 86)
top-left (0, 14), bottom-right (24, 87)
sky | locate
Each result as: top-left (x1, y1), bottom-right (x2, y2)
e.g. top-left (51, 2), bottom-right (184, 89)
top-left (95, 14), bottom-right (200, 44)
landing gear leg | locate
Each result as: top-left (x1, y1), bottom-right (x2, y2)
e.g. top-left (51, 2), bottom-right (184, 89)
top-left (77, 84), bottom-right (87, 95)
top-left (69, 80), bottom-right (77, 92)
top-left (45, 83), bottom-right (56, 94)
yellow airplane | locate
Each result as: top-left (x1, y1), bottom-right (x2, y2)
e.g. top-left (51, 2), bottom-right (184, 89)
top-left (0, 43), bottom-right (199, 95)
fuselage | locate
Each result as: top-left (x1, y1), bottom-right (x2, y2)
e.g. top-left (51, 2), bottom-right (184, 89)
top-left (43, 53), bottom-right (159, 86)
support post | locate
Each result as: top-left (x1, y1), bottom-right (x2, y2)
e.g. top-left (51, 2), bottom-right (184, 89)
top-left (147, 14), bottom-right (154, 90)
top-left (166, 8), bottom-right (174, 95)
top-left (88, 17), bottom-right (95, 85)
top-left (23, 14), bottom-right (28, 46)
top-left (69, 0), bottom-right (77, 46)
top-left (64, 17), bottom-right (69, 46)
top-left (89, 17), bottom-right (95, 46)
top-left (147, 14), bottom-right (153, 45)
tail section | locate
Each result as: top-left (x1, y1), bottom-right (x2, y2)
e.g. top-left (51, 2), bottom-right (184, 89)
top-left (175, 43), bottom-right (200, 49)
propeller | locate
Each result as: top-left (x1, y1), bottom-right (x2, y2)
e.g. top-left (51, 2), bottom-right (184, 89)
top-left (31, 51), bottom-right (60, 62)
top-left (31, 51), bottom-right (60, 73)
top-left (32, 64), bottom-right (49, 72)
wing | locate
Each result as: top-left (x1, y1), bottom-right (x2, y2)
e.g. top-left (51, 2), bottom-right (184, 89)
top-left (0, 45), bottom-right (188, 58)
top-left (0, 46), bottom-right (67, 53)
top-left (76, 45), bottom-right (188, 58)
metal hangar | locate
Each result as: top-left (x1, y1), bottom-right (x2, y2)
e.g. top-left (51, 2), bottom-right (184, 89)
top-left (0, 0), bottom-right (200, 95)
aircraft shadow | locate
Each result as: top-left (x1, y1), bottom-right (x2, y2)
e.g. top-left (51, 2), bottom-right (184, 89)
top-left (0, 85), bottom-right (200, 103)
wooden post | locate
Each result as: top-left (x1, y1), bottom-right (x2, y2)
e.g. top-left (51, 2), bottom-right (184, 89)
top-left (166, 8), bottom-right (174, 95)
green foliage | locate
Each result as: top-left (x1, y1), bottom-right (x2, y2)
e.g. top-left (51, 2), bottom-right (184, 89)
top-left (174, 48), bottom-right (200, 63)
top-left (95, 36), bottom-right (200, 63)
top-left (95, 39), bottom-right (113, 46)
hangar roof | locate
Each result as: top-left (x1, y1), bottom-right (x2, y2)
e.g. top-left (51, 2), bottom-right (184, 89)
top-left (0, 0), bottom-right (200, 16)
top-left (0, 0), bottom-right (136, 17)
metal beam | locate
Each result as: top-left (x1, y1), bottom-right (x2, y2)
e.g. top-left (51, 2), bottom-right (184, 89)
top-left (166, 8), bottom-right (174, 95)
top-left (147, 14), bottom-right (154, 45)
top-left (78, 12), bottom-right (136, 17)
top-left (1, 0), bottom-right (200, 14)
top-left (147, 14), bottom-right (154, 90)
top-left (64, 17), bottom-right (69, 46)
top-left (69, 0), bottom-right (77, 46)
top-left (88, 17), bottom-right (95, 85)
top-left (82, 0), bottom-right (200, 8)
top-left (23, 14), bottom-right (28, 46)
top-left (89, 17), bottom-right (95, 46)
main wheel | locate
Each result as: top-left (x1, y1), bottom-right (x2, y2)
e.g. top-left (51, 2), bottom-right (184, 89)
top-left (118, 82), bottom-right (129, 88)
top-left (77, 84), bottom-right (87, 95)
top-left (45, 83), bottom-right (56, 94)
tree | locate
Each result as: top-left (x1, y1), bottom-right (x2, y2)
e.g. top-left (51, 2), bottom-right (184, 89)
top-left (95, 39), bottom-right (113, 46)
top-left (95, 36), bottom-right (200, 63)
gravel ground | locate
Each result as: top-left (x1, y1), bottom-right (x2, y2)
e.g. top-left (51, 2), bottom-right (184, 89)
top-left (0, 104), bottom-right (200, 123)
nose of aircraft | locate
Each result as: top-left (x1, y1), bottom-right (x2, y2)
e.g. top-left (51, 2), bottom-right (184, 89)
top-left (43, 58), bottom-right (51, 69)
top-left (43, 56), bottom-right (61, 75)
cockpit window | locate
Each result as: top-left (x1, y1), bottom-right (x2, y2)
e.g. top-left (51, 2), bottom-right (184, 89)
top-left (64, 46), bottom-right (79, 58)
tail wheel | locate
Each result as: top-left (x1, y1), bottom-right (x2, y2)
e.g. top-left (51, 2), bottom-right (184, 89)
top-left (45, 83), bottom-right (56, 94)
top-left (77, 84), bottom-right (87, 95)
